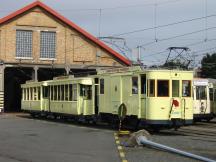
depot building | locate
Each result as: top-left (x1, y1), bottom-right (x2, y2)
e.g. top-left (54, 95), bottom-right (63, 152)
top-left (0, 1), bottom-right (130, 112)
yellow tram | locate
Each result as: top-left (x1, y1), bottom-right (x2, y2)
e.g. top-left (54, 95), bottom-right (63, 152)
top-left (97, 67), bottom-right (194, 127)
top-left (21, 67), bottom-right (194, 128)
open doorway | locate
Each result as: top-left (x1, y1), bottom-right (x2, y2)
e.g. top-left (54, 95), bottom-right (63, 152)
top-left (4, 67), bottom-right (33, 112)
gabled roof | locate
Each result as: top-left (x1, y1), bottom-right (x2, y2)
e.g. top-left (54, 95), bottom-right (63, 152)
top-left (0, 1), bottom-right (131, 66)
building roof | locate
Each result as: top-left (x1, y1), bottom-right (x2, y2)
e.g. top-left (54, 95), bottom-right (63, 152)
top-left (0, 1), bottom-right (131, 66)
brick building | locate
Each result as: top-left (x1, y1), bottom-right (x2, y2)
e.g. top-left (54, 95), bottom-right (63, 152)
top-left (0, 1), bottom-right (130, 112)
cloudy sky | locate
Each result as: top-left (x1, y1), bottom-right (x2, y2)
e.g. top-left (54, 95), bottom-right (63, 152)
top-left (0, 0), bottom-right (216, 66)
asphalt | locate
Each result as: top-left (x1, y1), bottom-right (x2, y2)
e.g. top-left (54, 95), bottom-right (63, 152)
top-left (1, 114), bottom-right (216, 162)
top-left (123, 119), bottom-right (216, 162)
top-left (0, 114), bottom-right (119, 162)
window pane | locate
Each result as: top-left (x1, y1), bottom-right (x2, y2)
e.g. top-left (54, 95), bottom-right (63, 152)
top-left (54, 86), bottom-right (57, 100)
top-left (100, 79), bottom-right (104, 94)
top-left (149, 80), bottom-right (155, 97)
top-left (61, 85), bottom-right (64, 101)
top-left (69, 84), bottom-right (73, 101)
top-left (86, 86), bottom-right (92, 100)
top-left (172, 80), bottom-right (179, 97)
top-left (214, 89), bottom-right (216, 101)
top-left (141, 75), bottom-right (146, 94)
top-left (43, 86), bottom-right (49, 98)
top-left (34, 87), bottom-right (37, 100)
top-left (16, 30), bottom-right (32, 58)
top-left (73, 84), bottom-right (77, 101)
top-left (209, 88), bottom-right (213, 101)
top-left (132, 76), bottom-right (138, 94)
top-left (50, 86), bottom-right (53, 100)
top-left (65, 85), bottom-right (69, 101)
top-left (38, 87), bottom-right (41, 100)
top-left (58, 85), bottom-right (61, 100)
top-left (182, 80), bottom-right (191, 97)
top-left (40, 31), bottom-right (56, 58)
top-left (196, 86), bottom-right (206, 100)
top-left (157, 80), bottom-right (169, 97)
top-left (30, 88), bottom-right (33, 100)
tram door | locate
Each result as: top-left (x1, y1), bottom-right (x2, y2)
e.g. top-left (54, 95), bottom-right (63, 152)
top-left (170, 80), bottom-right (182, 119)
top-left (111, 76), bottom-right (122, 114)
top-left (42, 86), bottom-right (50, 112)
top-left (80, 84), bottom-right (93, 115)
top-left (194, 85), bottom-right (209, 114)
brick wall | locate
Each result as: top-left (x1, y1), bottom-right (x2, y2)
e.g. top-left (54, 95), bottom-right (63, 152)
top-left (0, 7), bottom-right (125, 67)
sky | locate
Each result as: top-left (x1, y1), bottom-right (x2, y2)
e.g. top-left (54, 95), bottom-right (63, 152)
top-left (0, 0), bottom-right (216, 66)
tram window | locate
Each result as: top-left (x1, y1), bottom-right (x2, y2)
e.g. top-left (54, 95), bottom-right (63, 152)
top-left (69, 84), bottom-right (72, 101)
top-left (209, 88), bottom-right (213, 101)
top-left (182, 80), bottom-right (191, 97)
top-left (80, 84), bottom-right (85, 96)
top-left (214, 89), bottom-right (216, 101)
top-left (157, 80), bottom-right (169, 97)
top-left (86, 86), bottom-right (92, 99)
top-left (61, 85), bottom-right (64, 101)
top-left (30, 88), bottom-right (33, 100)
top-left (34, 87), bottom-right (37, 100)
top-left (27, 88), bottom-right (29, 100)
top-left (54, 86), bottom-right (57, 100)
top-left (132, 77), bottom-right (138, 94)
top-left (43, 86), bottom-right (49, 98)
top-left (38, 87), bottom-right (41, 100)
top-left (22, 89), bottom-right (24, 100)
top-left (57, 85), bottom-right (61, 100)
top-left (148, 80), bottom-right (155, 97)
top-left (100, 79), bottom-right (104, 94)
top-left (95, 78), bottom-right (99, 84)
top-left (72, 84), bottom-right (77, 101)
top-left (196, 86), bottom-right (206, 100)
top-left (50, 86), bottom-right (53, 100)
top-left (172, 80), bottom-right (179, 97)
top-left (65, 84), bottom-right (69, 101)
top-left (141, 75), bottom-right (146, 94)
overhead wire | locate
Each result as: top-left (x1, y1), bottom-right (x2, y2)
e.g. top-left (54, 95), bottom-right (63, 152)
top-left (111, 14), bottom-right (216, 37)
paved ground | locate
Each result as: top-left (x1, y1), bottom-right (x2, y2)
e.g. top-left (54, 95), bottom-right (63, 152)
top-left (0, 114), bottom-right (216, 162)
top-left (123, 119), bottom-right (216, 162)
top-left (0, 114), bottom-right (119, 162)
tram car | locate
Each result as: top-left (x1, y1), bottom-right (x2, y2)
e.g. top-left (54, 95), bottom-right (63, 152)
top-left (21, 67), bottom-right (194, 128)
top-left (208, 78), bottom-right (216, 117)
top-left (97, 67), bottom-right (194, 127)
top-left (21, 76), bottom-right (95, 118)
top-left (193, 78), bottom-right (216, 121)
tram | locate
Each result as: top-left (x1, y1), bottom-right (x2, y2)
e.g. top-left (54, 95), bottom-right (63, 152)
top-left (193, 78), bottom-right (216, 121)
top-left (97, 67), bottom-right (194, 127)
top-left (21, 67), bottom-right (194, 128)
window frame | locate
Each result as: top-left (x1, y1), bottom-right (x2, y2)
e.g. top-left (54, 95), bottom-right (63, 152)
top-left (157, 80), bottom-right (170, 97)
top-left (172, 80), bottom-right (180, 97)
top-left (132, 76), bottom-right (139, 95)
top-left (40, 31), bottom-right (56, 59)
top-left (16, 30), bottom-right (33, 59)
top-left (148, 79), bottom-right (155, 97)
top-left (100, 79), bottom-right (104, 94)
top-left (182, 80), bottom-right (192, 97)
